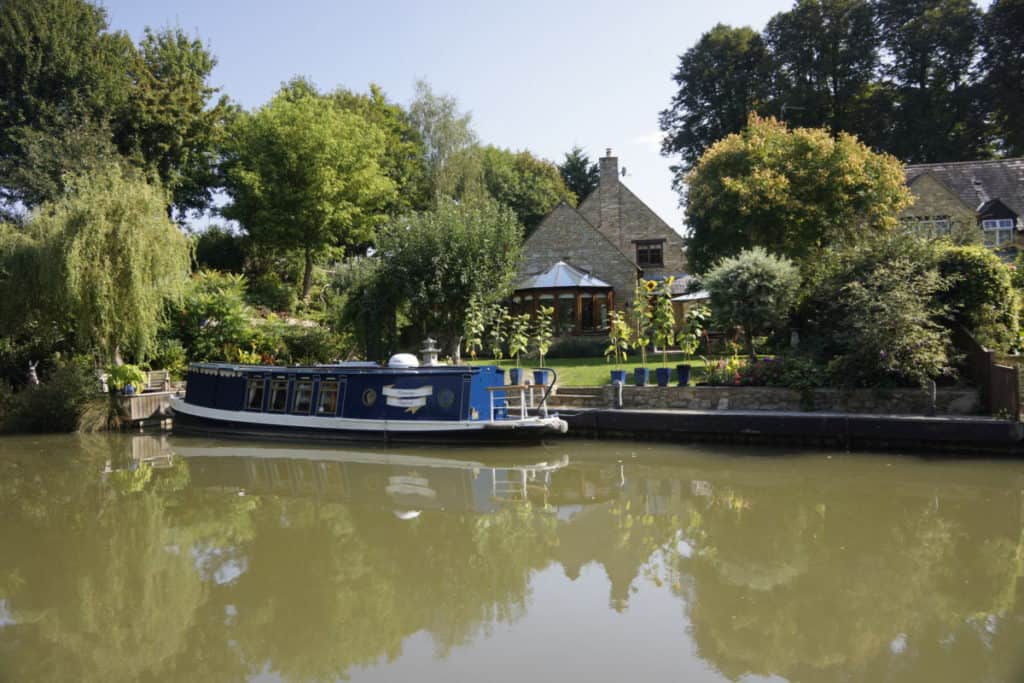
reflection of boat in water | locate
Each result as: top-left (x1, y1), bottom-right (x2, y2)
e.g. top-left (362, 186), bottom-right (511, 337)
top-left (170, 358), bottom-right (568, 445)
top-left (175, 441), bottom-right (571, 514)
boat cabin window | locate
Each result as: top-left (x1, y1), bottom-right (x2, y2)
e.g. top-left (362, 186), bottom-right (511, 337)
top-left (268, 379), bottom-right (289, 412)
top-left (317, 382), bottom-right (340, 415)
top-left (245, 379), bottom-right (265, 411)
top-left (292, 381), bottom-right (314, 414)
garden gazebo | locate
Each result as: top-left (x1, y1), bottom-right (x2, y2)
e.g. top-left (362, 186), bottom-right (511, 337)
top-left (512, 261), bottom-right (614, 336)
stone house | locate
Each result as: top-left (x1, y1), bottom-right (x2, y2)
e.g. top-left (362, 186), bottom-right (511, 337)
top-left (902, 158), bottom-right (1024, 253)
top-left (514, 150), bottom-right (687, 335)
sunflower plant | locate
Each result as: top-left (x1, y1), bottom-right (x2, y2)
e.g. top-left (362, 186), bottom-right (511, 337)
top-left (632, 279), bottom-right (655, 368)
top-left (531, 305), bottom-right (555, 367)
top-left (650, 276), bottom-right (676, 365)
top-left (605, 310), bottom-right (632, 368)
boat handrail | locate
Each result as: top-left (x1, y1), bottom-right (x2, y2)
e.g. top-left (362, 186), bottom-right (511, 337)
top-left (532, 367), bottom-right (557, 418)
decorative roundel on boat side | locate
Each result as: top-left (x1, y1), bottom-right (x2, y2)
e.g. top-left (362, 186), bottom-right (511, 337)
top-left (362, 388), bottom-right (377, 407)
top-left (437, 388), bottom-right (455, 409)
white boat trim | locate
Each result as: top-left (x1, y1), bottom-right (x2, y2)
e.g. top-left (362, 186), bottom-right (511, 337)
top-left (169, 396), bottom-right (566, 434)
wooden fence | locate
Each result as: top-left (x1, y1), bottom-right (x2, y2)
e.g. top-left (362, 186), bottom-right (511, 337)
top-left (951, 324), bottom-right (1020, 419)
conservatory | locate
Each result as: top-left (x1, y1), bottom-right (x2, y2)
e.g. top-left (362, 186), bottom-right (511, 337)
top-left (511, 261), bottom-right (614, 336)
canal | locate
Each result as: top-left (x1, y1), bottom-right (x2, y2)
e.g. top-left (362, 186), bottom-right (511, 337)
top-left (0, 434), bottom-right (1022, 682)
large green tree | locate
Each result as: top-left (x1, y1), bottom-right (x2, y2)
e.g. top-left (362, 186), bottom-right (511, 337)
top-left (375, 199), bottom-right (523, 357)
top-left (8, 165), bottom-right (191, 364)
top-left (558, 146), bottom-right (599, 203)
top-left (684, 115), bottom-right (911, 274)
top-left (874, 0), bottom-right (989, 162)
top-left (125, 28), bottom-right (234, 219)
top-left (0, 0), bottom-right (135, 209)
top-left (981, 0), bottom-right (1024, 155)
top-left (659, 24), bottom-right (772, 183)
top-left (333, 83), bottom-right (430, 215)
top-left (764, 0), bottom-right (883, 144)
top-left (479, 146), bottom-right (575, 236)
top-left (221, 81), bottom-right (396, 300)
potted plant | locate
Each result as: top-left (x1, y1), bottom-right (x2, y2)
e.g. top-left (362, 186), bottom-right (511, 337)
top-left (108, 364), bottom-right (147, 395)
top-left (651, 277), bottom-right (676, 387)
top-left (676, 305), bottom-right (710, 387)
top-left (531, 305), bottom-right (554, 386)
top-left (632, 279), bottom-right (655, 386)
top-left (507, 312), bottom-right (531, 384)
top-left (604, 310), bottom-right (631, 384)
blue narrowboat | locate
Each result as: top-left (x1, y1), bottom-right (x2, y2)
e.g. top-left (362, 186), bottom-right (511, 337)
top-left (169, 356), bottom-right (568, 445)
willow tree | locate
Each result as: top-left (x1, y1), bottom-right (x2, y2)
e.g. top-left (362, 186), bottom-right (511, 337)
top-left (24, 165), bottom-right (191, 364)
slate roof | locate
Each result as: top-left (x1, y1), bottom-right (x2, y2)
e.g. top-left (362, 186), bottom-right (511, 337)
top-left (905, 158), bottom-right (1024, 217)
top-left (515, 261), bottom-right (612, 290)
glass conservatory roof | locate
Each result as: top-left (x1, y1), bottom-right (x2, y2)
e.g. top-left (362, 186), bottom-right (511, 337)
top-left (515, 261), bottom-right (612, 291)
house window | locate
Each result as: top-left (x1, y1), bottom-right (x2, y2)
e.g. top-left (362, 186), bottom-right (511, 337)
top-left (635, 240), bottom-right (665, 268)
top-left (982, 218), bottom-right (1014, 247)
top-left (291, 381), bottom-right (314, 414)
top-left (317, 381), bottom-right (340, 416)
top-left (268, 379), bottom-right (289, 412)
top-left (245, 379), bottom-right (265, 411)
top-left (902, 215), bottom-right (951, 237)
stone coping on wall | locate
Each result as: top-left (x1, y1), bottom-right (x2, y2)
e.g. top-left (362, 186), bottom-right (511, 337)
top-left (550, 385), bottom-right (981, 415)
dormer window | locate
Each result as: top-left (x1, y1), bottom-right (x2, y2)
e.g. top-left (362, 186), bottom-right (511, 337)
top-left (635, 240), bottom-right (664, 268)
top-left (982, 218), bottom-right (1014, 247)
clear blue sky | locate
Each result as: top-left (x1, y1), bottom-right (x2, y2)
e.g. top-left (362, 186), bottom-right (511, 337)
top-left (100, 0), bottom-right (794, 231)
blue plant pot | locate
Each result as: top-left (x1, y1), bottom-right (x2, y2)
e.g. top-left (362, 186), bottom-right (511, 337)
top-left (533, 369), bottom-right (549, 386)
top-left (610, 369), bottom-right (627, 384)
top-left (508, 368), bottom-right (523, 385)
top-left (634, 367), bottom-right (650, 386)
top-left (676, 364), bottom-right (692, 387)
top-left (655, 367), bottom-right (672, 387)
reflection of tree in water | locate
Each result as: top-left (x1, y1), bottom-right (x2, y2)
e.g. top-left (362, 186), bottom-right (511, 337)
top-left (672, 465), bottom-right (1024, 682)
top-left (1, 440), bottom-right (1023, 682)
top-left (0, 445), bottom-right (205, 683)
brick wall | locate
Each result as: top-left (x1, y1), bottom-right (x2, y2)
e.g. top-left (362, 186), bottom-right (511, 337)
top-left (578, 154), bottom-right (687, 287)
top-left (517, 202), bottom-right (638, 304)
top-left (551, 384), bottom-right (981, 415)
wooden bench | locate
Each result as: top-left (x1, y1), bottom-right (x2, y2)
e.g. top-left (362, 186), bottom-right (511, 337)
top-left (144, 370), bottom-right (171, 393)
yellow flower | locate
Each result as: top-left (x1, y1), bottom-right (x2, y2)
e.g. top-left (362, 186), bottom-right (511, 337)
top-left (643, 279), bottom-right (657, 293)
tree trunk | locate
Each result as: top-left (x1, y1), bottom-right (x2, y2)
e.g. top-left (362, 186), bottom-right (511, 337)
top-left (451, 335), bottom-right (462, 364)
top-left (301, 247), bottom-right (314, 301)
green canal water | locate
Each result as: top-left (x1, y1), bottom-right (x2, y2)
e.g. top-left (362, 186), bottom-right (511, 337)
top-left (0, 434), bottom-right (1023, 683)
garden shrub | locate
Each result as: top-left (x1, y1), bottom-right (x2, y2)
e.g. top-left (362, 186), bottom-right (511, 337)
top-left (938, 245), bottom-right (1018, 351)
top-left (801, 234), bottom-right (952, 388)
top-left (147, 337), bottom-right (188, 378)
top-left (247, 272), bottom-right (297, 312)
top-left (171, 271), bottom-right (256, 361)
top-left (193, 225), bottom-right (246, 273)
top-left (280, 325), bottom-right (348, 364)
top-left (2, 357), bottom-right (98, 433)
top-left (737, 355), bottom-right (827, 390)
top-left (702, 247), bottom-right (800, 357)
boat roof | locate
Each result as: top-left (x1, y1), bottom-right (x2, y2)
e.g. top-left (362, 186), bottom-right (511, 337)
top-left (187, 362), bottom-right (487, 375)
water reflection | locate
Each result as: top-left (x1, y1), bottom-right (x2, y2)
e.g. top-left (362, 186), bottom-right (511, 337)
top-left (0, 434), bottom-right (1022, 682)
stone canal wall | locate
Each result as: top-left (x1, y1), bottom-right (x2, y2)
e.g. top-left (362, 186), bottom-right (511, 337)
top-left (550, 385), bottom-right (980, 415)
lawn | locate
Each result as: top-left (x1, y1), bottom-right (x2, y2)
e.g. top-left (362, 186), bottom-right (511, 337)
top-left (468, 355), bottom-right (724, 386)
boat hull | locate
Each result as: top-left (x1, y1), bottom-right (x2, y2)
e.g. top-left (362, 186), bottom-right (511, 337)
top-left (170, 397), bottom-right (567, 446)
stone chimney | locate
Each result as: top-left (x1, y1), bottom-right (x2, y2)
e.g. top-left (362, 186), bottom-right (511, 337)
top-left (599, 148), bottom-right (621, 248)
